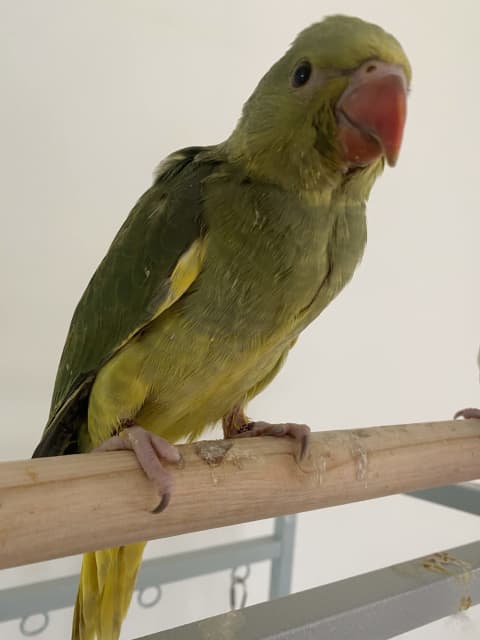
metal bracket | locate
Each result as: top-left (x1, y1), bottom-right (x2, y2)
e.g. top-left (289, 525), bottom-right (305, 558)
top-left (137, 539), bottom-right (480, 640)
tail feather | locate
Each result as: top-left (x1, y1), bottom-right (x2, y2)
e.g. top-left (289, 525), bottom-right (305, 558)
top-left (72, 542), bottom-right (146, 640)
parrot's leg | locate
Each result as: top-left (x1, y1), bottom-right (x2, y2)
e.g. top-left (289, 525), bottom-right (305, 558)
top-left (222, 406), bottom-right (310, 461)
top-left (96, 420), bottom-right (181, 513)
top-left (454, 408), bottom-right (480, 420)
top-left (222, 406), bottom-right (252, 439)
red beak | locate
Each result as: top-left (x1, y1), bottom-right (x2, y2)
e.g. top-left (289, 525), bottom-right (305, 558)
top-left (336, 61), bottom-right (408, 168)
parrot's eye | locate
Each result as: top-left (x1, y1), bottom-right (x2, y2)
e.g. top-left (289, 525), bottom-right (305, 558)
top-left (292, 61), bottom-right (312, 88)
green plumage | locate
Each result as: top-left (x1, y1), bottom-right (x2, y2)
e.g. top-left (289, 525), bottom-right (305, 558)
top-left (34, 147), bottom-right (211, 455)
top-left (32, 14), bottom-right (411, 640)
top-left (35, 143), bottom-right (371, 454)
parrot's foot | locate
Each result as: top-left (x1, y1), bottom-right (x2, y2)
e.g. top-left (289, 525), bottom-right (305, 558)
top-left (454, 408), bottom-right (480, 420)
top-left (235, 421), bottom-right (310, 461)
top-left (96, 422), bottom-right (181, 513)
top-left (222, 407), bottom-right (310, 461)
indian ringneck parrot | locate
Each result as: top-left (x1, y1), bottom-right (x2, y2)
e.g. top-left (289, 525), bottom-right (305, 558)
top-left (455, 347), bottom-right (480, 419)
top-left (33, 15), bottom-right (411, 640)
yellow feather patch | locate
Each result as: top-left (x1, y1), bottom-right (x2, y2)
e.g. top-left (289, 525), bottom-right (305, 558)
top-left (156, 236), bottom-right (207, 315)
top-left (105, 235), bottom-right (207, 357)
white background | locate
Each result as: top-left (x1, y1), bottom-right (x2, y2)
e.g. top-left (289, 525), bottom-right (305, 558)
top-left (1, 1), bottom-right (479, 638)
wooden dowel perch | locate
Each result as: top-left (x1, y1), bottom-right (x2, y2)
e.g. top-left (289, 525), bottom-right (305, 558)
top-left (1, 420), bottom-right (480, 569)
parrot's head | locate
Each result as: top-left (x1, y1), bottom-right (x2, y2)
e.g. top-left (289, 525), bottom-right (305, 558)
top-left (228, 15), bottom-right (411, 191)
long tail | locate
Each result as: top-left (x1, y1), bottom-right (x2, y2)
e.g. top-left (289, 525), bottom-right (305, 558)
top-left (72, 542), bottom-right (146, 640)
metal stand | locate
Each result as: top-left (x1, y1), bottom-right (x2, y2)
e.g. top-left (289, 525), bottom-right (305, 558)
top-left (0, 516), bottom-right (297, 636)
top-left (140, 539), bottom-right (480, 640)
top-left (408, 482), bottom-right (480, 515)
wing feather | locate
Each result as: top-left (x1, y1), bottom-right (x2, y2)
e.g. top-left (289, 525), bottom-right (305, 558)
top-left (33, 146), bottom-right (216, 456)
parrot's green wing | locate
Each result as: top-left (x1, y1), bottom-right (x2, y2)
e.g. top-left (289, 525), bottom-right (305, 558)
top-left (33, 146), bottom-right (217, 457)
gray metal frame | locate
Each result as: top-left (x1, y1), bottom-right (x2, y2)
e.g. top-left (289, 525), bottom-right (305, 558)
top-left (138, 539), bottom-right (480, 640)
top-left (0, 516), bottom-right (296, 634)
top-left (408, 482), bottom-right (480, 515)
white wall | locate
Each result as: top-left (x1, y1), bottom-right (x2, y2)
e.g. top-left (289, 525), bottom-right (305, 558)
top-left (1, 1), bottom-right (480, 638)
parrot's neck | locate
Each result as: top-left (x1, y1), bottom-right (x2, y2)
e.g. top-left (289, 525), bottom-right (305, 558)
top-left (222, 132), bottom-right (383, 205)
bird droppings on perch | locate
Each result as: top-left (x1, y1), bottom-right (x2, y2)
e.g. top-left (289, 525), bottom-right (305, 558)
top-left (311, 454), bottom-right (328, 487)
top-left (193, 439), bottom-right (264, 487)
top-left (296, 441), bottom-right (330, 487)
top-left (224, 445), bottom-right (263, 472)
top-left (194, 440), bottom-right (263, 471)
top-left (349, 433), bottom-right (369, 483)
top-left (194, 440), bottom-right (234, 486)
top-left (195, 441), bottom-right (233, 467)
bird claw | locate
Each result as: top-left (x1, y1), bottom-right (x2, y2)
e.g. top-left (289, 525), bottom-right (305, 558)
top-left (233, 420), bottom-right (310, 462)
top-left (454, 408), bottom-right (480, 420)
top-left (95, 424), bottom-right (180, 513)
top-left (152, 492), bottom-right (171, 514)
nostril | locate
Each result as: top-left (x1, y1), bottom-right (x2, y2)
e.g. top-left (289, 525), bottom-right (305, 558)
top-left (365, 64), bottom-right (377, 73)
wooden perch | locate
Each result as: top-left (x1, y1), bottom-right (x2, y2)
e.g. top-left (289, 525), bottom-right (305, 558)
top-left (1, 420), bottom-right (480, 569)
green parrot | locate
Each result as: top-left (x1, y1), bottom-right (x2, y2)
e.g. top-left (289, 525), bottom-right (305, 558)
top-left (33, 14), bottom-right (411, 640)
